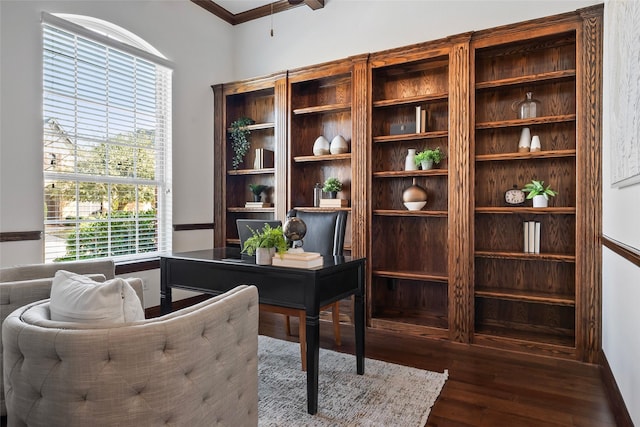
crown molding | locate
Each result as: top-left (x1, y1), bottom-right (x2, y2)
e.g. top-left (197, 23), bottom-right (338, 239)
top-left (191, 0), bottom-right (324, 25)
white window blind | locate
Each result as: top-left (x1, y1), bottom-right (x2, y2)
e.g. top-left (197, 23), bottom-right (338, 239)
top-left (42, 14), bottom-right (172, 263)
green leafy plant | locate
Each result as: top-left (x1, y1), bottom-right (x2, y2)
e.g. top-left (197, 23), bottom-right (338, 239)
top-left (57, 210), bottom-right (157, 261)
top-left (414, 147), bottom-right (446, 166)
top-left (322, 177), bottom-right (342, 193)
top-left (241, 224), bottom-right (288, 256)
top-left (229, 117), bottom-right (255, 169)
top-left (249, 184), bottom-right (268, 197)
top-left (522, 180), bottom-right (558, 200)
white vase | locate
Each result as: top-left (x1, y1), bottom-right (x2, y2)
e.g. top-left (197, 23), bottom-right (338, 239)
top-left (330, 135), bottom-right (349, 154)
top-left (530, 135), bottom-right (541, 152)
top-left (405, 149), bottom-right (418, 171)
top-left (255, 247), bottom-right (272, 265)
top-left (518, 127), bottom-right (531, 153)
top-left (532, 194), bottom-right (548, 208)
top-left (313, 136), bottom-right (330, 156)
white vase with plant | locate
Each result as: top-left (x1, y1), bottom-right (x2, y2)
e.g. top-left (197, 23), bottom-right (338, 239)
top-left (415, 147), bottom-right (445, 170)
top-left (241, 224), bottom-right (288, 265)
top-left (522, 180), bottom-right (557, 208)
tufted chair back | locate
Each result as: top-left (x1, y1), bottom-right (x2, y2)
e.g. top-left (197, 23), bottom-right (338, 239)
top-left (2, 285), bottom-right (259, 427)
top-left (0, 259), bottom-right (122, 416)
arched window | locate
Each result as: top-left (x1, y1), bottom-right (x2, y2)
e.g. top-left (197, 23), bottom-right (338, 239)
top-left (42, 13), bottom-right (172, 262)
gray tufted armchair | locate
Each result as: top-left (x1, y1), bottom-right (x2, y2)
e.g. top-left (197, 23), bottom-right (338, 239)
top-left (2, 285), bottom-right (259, 427)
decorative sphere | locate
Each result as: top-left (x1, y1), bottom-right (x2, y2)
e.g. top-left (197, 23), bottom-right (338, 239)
top-left (283, 217), bottom-right (307, 242)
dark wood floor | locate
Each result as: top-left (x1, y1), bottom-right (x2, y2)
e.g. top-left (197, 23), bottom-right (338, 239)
top-left (259, 312), bottom-right (619, 427)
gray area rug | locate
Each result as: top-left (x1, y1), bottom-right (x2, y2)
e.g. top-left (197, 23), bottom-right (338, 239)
top-left (258, 335), bottom-right (448, 426)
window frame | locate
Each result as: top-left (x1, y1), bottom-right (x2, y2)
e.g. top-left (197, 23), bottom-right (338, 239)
top-left (41, 12), bottom-right (172, 263)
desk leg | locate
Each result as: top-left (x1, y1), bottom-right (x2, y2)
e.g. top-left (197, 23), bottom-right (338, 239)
top-left (160, 258), bottom-right (172, 315)
top-left (306, 313), bottom-right (320, 414)
top-left (355, 264), bottom-right (365, 375)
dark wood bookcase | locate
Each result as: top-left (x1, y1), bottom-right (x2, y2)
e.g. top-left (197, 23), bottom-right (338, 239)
top-left (288, 60), bottom-right (354, 212)
top-left (368, 43), bottom-right (452, 338)
top-left (212, 6), bottom-right (603, 363)
top-left (286, 56), bottom-right (369, 257)
top-left (212, 73), bottom-right (287, 248)
top-left (470, 7), bottom-right (603, 361)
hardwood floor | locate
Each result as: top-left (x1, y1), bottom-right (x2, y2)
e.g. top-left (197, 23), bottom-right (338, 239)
top-left (0, 310), bottom-right (619, 427)
top-left (259, 312), bottom-right (619, 427)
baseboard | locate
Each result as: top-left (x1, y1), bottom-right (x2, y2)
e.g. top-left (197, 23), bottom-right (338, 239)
top-left (599, 349), bottom-right (634, 427)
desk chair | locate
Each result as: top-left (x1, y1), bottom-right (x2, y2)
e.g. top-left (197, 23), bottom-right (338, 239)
top-left (236, 219), bottom-right (282, 251)
top-left (280, 209), bottom-right (348, 370)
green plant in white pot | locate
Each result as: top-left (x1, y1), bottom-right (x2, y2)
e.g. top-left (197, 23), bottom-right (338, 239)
top-left (241, 224), bottom-right (288, 265)
top-left (522, 179), bottom-right (557, 208)
top-left (415, 147), bottom-right (445, 170)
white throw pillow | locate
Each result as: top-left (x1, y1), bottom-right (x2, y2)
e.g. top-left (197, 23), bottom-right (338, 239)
top-left (50, 270), bottom-right (145, 323)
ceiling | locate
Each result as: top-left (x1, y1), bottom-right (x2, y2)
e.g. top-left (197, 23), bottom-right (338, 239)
top-left (191, 0), bottom-right (325, 25)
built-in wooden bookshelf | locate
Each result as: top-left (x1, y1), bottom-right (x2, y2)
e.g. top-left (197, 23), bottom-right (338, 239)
top-left (470, 7), bottom-right (603, 362)
top-left (368, 44), bottom-right (452, 338)
top-left (212, 5), bottom-right (603, 363)
top-left (212, 73), bottom-right (287, 247)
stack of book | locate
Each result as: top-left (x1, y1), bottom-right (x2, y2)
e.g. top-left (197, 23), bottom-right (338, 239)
top-left (253, 148), bottom-right (274, 169)
top-left (523, 221), bottom-right (541, 254)
top-left (245, 201), bottom-right (272, 208)
top-left (415, 106), bottom-right (429, 133)
top-left (272, 251), bottom-right (323, 268)
top-left (319, 198), bottom-right (348, 208)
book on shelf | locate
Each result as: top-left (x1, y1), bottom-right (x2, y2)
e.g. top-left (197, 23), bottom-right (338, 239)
top-left (319, 198), bottom-right (348, 207)
top-left (253, 148), bottom-right (274, 169)
top-left (244, 201), bottom-right (273, 208)
top-left (523, 220), bottom-right (541, 254)
top-left (272, 254), bottom-right (323, 269)
top-left (415, 105), bottom-right (429, 133)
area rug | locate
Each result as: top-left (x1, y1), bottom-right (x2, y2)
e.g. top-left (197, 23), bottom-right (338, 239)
top-left (258, 335), bottom-right (448, 426)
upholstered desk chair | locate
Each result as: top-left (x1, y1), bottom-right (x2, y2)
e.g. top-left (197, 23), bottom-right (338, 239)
top-left (267, 209), bottom-right (347, 371)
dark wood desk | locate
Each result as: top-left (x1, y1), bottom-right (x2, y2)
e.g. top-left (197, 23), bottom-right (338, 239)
top-left (160, 248), bottom-right (366, 414)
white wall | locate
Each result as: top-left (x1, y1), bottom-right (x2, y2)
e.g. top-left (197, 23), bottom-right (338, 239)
top-left (601, 1), bottom-right (640, 423)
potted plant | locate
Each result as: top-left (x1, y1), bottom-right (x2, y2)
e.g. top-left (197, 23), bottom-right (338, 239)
top-left (229, 117), bottom-right (255, 169)
top-left (522, 179), bottom-right (558, 208)
top-left (322, 177), bottom-right (342, 199)
top-left (248, 184), bottom-right (268, 202)
top-left (414, 147), bottom-right (445, 170)
top-left (241, 224), bottom-right (288, 265)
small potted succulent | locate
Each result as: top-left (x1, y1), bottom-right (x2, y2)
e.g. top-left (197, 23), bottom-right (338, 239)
top-left (229, 117), bottom-right (255, 169)
top-left (522, 179), bottom-right (558, 208)
top-left (322, 177), bottom-right (342, 199)
top-left (248, 184), bottom-right (268, 202)
top-left (414, 147), bottom-right (445, 170)
top-left (241, 224), bottom-right (288, 265)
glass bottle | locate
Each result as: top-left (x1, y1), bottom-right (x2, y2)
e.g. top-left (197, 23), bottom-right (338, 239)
top-left (313, 183), bottom-right (322, 207)
top-left (514, 92), bottom-right (541, 119)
